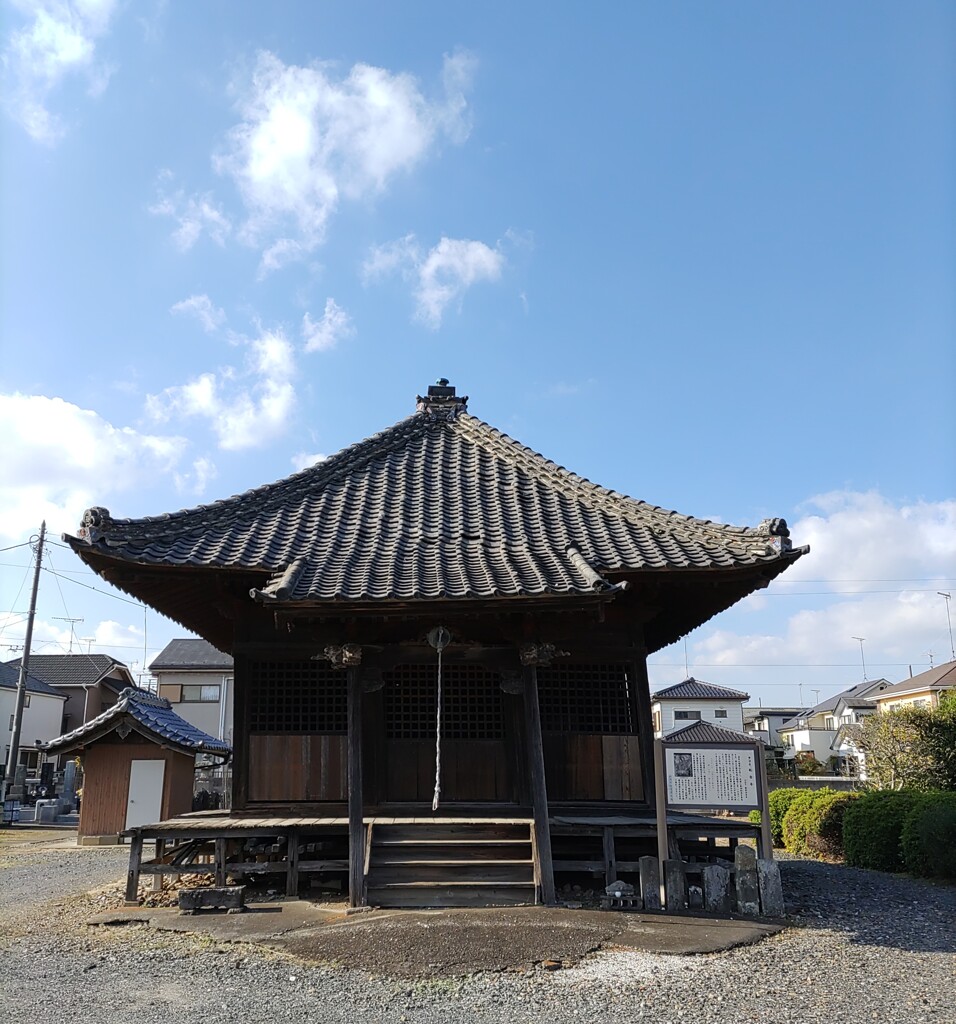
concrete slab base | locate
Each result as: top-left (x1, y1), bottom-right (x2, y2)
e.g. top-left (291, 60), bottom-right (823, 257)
top-left (90, 903), bottom-right (784, 978)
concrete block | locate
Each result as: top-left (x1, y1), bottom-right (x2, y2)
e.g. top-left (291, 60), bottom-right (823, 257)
top-left (638, 855), bottom-right (661, 911)
top-left (757, 858), bottom-right (785, 917)
top-left (663, 859), bottom-right (688, 912)
top-left (702, 862), bottom-right (734, 914)
top-left (179, 886), bottom-right (246, 913)
top-left (734, 845), bottom-right (760, 916)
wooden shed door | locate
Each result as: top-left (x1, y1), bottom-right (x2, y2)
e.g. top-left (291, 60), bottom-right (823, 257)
top-left (383, 664), bottom-right (515, 804)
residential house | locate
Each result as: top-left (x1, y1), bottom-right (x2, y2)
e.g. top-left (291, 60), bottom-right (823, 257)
top-left (872, 660), bottom-right (956, 712)
top-left (1, 661), bottom-right (67, 777)
top-left (150, 639), bottom-right (234, 744)
top-left (650, 678), bottom-right (750, 737)
top-left (9, 653), bottom-right (138, 735)
top-left (831, 661), bottom-right (956, 779)
top-left (742, 707), bottom-right (804, 747)
top-left (777, 678), bottom-right (891, 765)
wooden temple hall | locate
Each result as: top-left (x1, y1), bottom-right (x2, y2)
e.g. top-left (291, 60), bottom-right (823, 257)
top-left (65, 380), bottom-right (806, 907)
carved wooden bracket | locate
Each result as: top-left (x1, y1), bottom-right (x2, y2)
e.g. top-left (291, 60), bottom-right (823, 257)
top-left (314, 643), bottom-right (363, 668)
top-left (518, 642), bottom-right (570, 667)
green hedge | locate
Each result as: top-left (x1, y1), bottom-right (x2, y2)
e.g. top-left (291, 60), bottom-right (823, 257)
top-left (843, 790), bottom-right (919, 872)
top-left (767, 787), bottom-right (806, 847)
top-left (781, 790), bottom-right (820, 854)
top-left (803, 792), bottom-right (858, 860)
top-left (900, 791), bottom-right (956, 879)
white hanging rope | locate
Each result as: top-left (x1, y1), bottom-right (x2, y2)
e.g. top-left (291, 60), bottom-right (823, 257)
top-left (428, 626), bottom-right (450, 812)
top-left (432, 641), bottom-right (443, 811)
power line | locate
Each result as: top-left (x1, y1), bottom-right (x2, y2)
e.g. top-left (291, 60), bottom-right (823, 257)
top-left (40, 566), bottom-right (146, 608)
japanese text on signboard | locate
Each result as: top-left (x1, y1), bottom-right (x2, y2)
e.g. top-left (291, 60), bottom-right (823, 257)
top-left (664, 747), bottom-right (759, 808)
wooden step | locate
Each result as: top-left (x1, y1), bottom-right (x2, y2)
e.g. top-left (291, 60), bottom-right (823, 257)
top-left (369, 862), bottom-right (533, 884)
top-left (371, 823), bottom-right (531, 843)
top-left (366, 883), bottom-right (536, 908)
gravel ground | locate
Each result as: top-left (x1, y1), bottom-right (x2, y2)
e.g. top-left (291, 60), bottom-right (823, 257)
top-left (1, 830), bottom-right (954, 1024)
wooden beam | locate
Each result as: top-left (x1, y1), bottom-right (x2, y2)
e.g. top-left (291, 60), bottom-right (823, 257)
top-left (629, 650), bottom-right (656, 806)
top-left (347, 664), bottom-right (365, 907)
top-left (125, 831), bottom-right (143, 904)
top-left (523, 664), bottom-right (556, 906)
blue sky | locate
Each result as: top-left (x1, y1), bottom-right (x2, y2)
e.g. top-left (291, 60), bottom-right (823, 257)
top-left (2, 1), bottom-right (954, 707)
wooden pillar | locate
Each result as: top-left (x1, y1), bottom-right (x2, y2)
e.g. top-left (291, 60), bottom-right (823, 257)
top-left (215, 837), bottom-right (227, 887)
top-left (628, 651), bottom-right (656, 807)
top-left (125, 831), bottom-right (143, 904)
top-left (286, 831), bottom-right (300, 898)
top-left (153, 838), bottom-right (165, 892)
top-left (231, 649), bottom-right (249, 812)
top-left (523, 664), bottom-right (556, 906)
top-left (347, 663), bottom-right (365, 908)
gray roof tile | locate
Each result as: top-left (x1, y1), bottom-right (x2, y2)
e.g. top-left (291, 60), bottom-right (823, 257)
top-left (0, 661), bottom-right (66, 699)
top-left (151, 639), bottom-right (233, 671)
top-left (664, 721), bottom-right (758, 744)
top-left (68, 396), bottom-right (804, 605)
top-left (41, 688), bottom-right (231, 757)
top-left (651, 677), bottom-right (750, 701)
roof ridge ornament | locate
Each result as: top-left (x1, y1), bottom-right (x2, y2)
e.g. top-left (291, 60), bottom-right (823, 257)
top-left (416, 378), bottom-right (468, 421)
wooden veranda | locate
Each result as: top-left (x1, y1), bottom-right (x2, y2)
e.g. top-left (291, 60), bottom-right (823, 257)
top-left (123, 809), bottom-right (761, 907)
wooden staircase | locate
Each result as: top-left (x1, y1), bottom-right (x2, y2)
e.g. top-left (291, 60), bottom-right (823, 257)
top-left (364, 820), bottom-right (537, 907)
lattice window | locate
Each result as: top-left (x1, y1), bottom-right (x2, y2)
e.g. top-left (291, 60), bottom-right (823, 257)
top-left (384, 664), bottom-right (504, 740)
top-left (537, 663), bottom-right (634, 734)
top-left (247, 660), bottom-right (347, 733)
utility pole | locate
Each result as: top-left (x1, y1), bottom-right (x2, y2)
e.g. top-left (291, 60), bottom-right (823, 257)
top-left (2, 522), bottom-right (45, 806)
top-left (938, 592), bottom-right (955, 663)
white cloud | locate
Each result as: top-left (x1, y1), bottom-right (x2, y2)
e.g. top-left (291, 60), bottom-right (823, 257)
top-left (302, 298), bottom-right (354, 352)
top-left (149, 179), bottom-right (232, 251)
top-left (0, 393), bottom-right (188, 540)
top-left (170, 294), bottom-right (227, 334)
top-left (174, 455), bottom-right (217, 496)
top-left (216, 50), bottom-right (475, 269)
top-left (651, 491), bottom-right (956, 702)
top-left (291, 451), bottom-right (327, 472)
top-left (146, 326), bottom-right (297, 451)
top-left (3, 0), bottom-right (119, 144)
top-left (364, 233), bottom-right (504, 328)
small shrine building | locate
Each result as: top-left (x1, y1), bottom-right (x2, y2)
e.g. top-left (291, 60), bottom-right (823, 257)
top-left (64, 380), bottom-right (806, 906)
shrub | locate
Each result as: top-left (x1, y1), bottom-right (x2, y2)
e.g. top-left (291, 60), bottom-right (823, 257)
top-left (803, 792), bottom-right (859, 860)
top-left (900, 791), bottom-right (956, 879)
top-left (781, 790), bottom-right (819, 854)
top-left (767, 787), bottom-right (804, 847)
top-left (748, 809), bottom-right (761, 826)
top-left (843, 790), bottom-right (920, 872)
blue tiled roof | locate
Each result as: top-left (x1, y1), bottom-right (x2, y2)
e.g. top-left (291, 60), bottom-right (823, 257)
top-left (651, 677), bottom-right (750, 701)
top-left (41, 688), bottom-right (231, 757)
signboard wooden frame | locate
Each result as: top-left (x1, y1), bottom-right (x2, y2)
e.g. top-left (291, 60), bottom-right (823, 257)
top-left (654, 736), bottom-right (772, 871)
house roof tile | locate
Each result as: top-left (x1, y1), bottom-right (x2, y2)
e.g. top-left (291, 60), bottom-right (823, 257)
top-left (151, 639), bottom-right (233, 671)
top-left (651, 677), bottom-right (750, 701)
top-left (663, 721), bottom-right (759, 744)
top-left (40, 688), bottom-right (231, 757)
top-left (8, 653), bottom-right (134, 690)
top-left (0, 661), bottom-right (66, 699)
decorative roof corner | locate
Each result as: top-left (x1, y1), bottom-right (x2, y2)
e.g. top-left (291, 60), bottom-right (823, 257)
top-left (416, 378), bottom-right (468, 421)
top-left (251, 557), bottom-right (309, 603)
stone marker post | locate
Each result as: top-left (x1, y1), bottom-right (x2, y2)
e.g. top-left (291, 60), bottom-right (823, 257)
top-left (734, 844), bottom-right (760, 916)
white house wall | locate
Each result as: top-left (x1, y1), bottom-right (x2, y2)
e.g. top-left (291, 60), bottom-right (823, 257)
top-left (654, 699), bottom-right (746, 735)
top-left (2, 689), bottom-right (66, 762)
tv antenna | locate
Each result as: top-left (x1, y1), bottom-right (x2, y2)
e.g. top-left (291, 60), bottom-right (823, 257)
top-left (54, 617), bottom-right (84, 653)
top-left (851, 637), bottom-right (867, 680)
